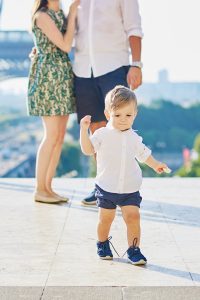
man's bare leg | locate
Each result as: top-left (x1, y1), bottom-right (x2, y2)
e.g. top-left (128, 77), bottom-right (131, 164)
top-left (90, 121), bottom-right (107, 134)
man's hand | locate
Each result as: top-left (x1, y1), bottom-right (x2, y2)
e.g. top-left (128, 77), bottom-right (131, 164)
top-left (127, 67), bottom-right (142, 90)
top-left (80, 115), bottom-right (92, 130)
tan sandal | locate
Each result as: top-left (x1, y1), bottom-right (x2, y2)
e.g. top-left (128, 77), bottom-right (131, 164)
top-left (34, 193), bottom-right (60, 204)
top-left (54, 194), bottom-right (69, 202)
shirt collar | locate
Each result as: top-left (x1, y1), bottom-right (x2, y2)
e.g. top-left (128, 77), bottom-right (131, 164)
top-left (106, 121), bottom-right (132, 133)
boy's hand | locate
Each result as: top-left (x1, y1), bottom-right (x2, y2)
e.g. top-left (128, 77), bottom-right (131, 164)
top-left (80, 115), bottom-right (91, 130)
top-left (154, 163), bottom-right (171, 174)
top-left (145, 156), bottom-right (171, 174)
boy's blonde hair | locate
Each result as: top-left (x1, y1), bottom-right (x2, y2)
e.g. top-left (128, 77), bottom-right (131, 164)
top-left (105, 85), bottom-right (137, 111)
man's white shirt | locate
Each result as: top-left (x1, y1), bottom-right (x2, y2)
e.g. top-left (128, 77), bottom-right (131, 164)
top-left (73, 0), bottom-right (143, 78)
top-left (90, 123), bottom-right (151, 194)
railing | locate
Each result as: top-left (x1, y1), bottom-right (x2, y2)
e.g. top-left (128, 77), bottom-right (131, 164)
top-left (0, 30), bottom-right (32, 42)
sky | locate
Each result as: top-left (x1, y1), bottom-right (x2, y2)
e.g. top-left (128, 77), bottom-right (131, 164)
top-left (1, 0), bottom-right (200, 83)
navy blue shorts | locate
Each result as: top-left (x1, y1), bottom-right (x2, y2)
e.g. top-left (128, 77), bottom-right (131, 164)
top-left (74, 66), bottom-right (129, 123)
top-left (95, 185), bottom-right (142, 210)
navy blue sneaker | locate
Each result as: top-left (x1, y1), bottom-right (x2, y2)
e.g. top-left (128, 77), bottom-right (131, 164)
top-left (81, 189), bottom-right (97, 205)
top-left (127, 238), bottom-right (147, 265)
top-left (97, 237), bottom-right (113, 260)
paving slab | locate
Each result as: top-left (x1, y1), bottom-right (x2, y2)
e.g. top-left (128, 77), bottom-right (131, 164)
top-left (123, 287), bottom-right (200, 300)
top-left (0, 287), bottom-right (43, 300)
top-left (0, 178), bottom-right (200, 299)
top-left (42, 287), bottom-right (122, 300)
top-left (0, 178), bottom-right (72, 286)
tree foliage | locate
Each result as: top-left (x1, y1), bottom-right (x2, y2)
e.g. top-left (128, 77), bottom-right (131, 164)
top-left (56, 141), bottom-right (82, 177)
top-left (134, 100), bottom-right (200, 152)
top-left (176, 133), bottom-right (200, 177)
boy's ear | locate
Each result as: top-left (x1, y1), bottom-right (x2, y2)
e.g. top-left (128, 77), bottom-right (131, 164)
top-left (104, 110), bottom-right (110, 121)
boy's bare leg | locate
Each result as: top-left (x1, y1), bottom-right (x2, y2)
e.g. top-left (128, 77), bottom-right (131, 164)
top-left (121, 206), bottom-right (141, 247)
top-left (97, 208), bottom-right (116, 241)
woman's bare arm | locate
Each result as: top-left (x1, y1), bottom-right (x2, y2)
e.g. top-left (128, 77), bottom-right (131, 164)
top-left (36, 1), bottom-right (79, 53)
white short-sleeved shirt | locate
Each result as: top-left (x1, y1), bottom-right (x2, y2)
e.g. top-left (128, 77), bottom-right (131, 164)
top-left (73, 0), bottom-right (143, 78)
top-left (90, 124), bottom-right (151, 194)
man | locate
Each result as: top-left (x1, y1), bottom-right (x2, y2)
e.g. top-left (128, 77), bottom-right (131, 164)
top-left (73, 0), bottom-right (143, 205)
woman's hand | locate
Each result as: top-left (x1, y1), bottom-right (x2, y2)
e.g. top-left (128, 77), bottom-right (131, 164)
top-left (29, 47), bottom-right (37, 60)
top-left (69, 0), bottom-right (80, 17)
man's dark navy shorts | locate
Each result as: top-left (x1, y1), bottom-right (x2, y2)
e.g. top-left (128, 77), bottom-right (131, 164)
top-left (74, 66), bottom-right (129, 123)
top-left (95, 184), bottom-right (142, 209)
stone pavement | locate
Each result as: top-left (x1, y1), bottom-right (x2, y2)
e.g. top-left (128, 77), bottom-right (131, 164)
top-left (0, 178), bottom-right (200, 300)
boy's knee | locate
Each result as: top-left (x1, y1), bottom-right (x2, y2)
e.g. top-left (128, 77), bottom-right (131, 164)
top-left (124, 210), bottom-right (140, 223)
top-left (99, 213), bottom-right (114, 224)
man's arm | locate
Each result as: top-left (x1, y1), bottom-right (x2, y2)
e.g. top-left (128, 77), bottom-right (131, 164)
top-left (80, 116), bottom-right (95, 156)
top-left (127, 36), bottom-right (142, 90)
top-left (120, 0), bottom-right (143, 90)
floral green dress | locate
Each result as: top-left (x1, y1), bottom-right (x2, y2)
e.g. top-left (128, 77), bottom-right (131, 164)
top-left (27, 8), bottom-right (76, 116)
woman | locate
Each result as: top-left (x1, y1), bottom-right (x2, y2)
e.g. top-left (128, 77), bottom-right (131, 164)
top-left (27, 0), bottom-right (79, 203)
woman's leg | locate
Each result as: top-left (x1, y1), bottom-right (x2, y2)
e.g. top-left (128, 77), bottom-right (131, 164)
top-left (97, 208), bottom-right (116, 241)
top-left (121, 206), bottom-right (141, 247)
top-left (35, 116), bottom-right (62, 196)
top-left (45, 115), bottom-right (69, 195)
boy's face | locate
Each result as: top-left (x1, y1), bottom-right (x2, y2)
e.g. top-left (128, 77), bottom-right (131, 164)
top-left (105, 102), bottom-right (137, 131)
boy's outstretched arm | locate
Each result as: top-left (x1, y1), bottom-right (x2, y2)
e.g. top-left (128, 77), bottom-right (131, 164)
top-left (145, 155), bottom-right (169, 174)
top-left (80, 115), bottom-right (95, 156)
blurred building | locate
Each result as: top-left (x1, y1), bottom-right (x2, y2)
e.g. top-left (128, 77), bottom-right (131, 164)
top-left (0, 30), bottom-right (33, 78)
top-left (136, 69), bottom-right (200, 106)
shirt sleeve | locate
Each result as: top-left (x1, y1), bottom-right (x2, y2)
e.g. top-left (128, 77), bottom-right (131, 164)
top-left (90, 129), bottom-right (103, 153)
top-left (120, 0), bottom-right (143, 38)
top-left (135, 134), bottom-right (151, 163)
